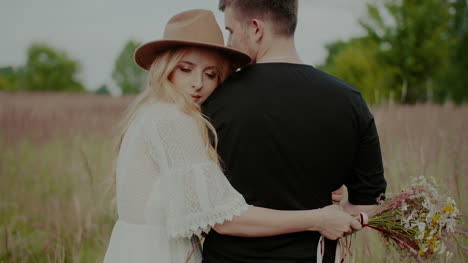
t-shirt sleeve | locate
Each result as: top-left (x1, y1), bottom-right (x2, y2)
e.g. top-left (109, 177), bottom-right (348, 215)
top-left (346, 97), bottom-right (387, 205)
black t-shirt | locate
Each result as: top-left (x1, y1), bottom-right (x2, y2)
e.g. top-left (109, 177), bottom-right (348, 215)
top-left (201, 63), bottom-right (386, 263)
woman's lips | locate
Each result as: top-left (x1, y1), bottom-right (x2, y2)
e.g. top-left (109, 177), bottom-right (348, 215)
top-left (192, 95), bottom-right (202, 101)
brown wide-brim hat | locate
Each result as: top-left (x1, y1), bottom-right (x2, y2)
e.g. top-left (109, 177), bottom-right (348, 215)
top-left (134, 9), bottom-right (251, 70)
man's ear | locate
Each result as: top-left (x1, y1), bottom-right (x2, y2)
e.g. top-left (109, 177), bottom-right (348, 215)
top-left (250, 18), bottom-right (264, 43)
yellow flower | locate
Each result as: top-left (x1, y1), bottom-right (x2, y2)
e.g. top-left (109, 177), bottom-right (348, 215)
top-left (428, 238), bottom-right (439, 252)
top-left (442, 205), bottom-right (454, 213)
top-left (432, 214), bottom-right (440, 223)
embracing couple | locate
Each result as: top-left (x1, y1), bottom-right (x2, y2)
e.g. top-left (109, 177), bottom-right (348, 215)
top-left (104, 1), bottom-right (387, 262)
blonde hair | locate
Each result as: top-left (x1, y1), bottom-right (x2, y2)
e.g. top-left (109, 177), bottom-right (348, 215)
top-left (116, 47), bottom-right (231, 165)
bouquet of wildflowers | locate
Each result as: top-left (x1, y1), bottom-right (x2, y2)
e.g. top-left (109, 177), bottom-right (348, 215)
top-left (360, 176), bottom-right (462, 261)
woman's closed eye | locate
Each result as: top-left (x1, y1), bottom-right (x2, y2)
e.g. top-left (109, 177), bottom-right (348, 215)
top-left (179, 66), bottom-right (192, 73)
top-left (205, 72), bottom-right (217, 79)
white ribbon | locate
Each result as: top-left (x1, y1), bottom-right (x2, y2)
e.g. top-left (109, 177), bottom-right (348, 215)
top-left (317, 235), bottom-right (325, 263)
top-left (359, 212), bottom-right (369, 225)
top-left (316, 235), bottom-right (345, 263)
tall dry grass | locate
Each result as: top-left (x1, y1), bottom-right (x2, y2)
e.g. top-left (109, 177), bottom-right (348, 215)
top-left (0, 92), bottom-right (133, 143)
top-left (0, 92), bottom-right (467, 262)
top-left (352, 104), bottom-right (468, 262)
top-left (0, 92), bottom-right (132, 262)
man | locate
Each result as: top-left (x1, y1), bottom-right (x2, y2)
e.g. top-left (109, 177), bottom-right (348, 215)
top-left (202, 1), bottom-right (387, 262)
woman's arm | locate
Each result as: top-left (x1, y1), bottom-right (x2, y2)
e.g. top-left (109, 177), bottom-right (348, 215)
top-left (214, 204), bottom-right (362, 240)
top-left (146, 106), bottom-right (360, 239)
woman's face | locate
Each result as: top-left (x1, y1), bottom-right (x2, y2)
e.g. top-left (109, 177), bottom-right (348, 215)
top-left (169, 48), bottom-right (223, 105)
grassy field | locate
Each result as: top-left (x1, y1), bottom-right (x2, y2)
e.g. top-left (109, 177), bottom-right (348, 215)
top-left (1, 92), bottom-right (467, 262)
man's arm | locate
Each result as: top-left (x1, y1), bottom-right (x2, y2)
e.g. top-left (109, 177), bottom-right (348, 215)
top-left (345, 99), bottom-right (387, 211)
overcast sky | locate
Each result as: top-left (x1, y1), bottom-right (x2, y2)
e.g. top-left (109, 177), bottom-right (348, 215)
top-left (1, 0), bottom-right (368, 93)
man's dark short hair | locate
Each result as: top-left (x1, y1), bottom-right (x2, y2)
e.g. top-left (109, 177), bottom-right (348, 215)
top-left (219, 0), bottom-right (298, 36)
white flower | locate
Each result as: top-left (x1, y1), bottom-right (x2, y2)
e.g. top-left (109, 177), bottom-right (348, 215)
top-left (402, 211), bottom-right (417, 229)
top-left (445, 218), bottom-right (456, 233)
top-left (421, 194), bottom-right (432, 209)
top-left (403, 219), bottom-right (411, 229)
top-left (417, 222), bottom-right (426, 232)
top-left (426, 211), bottom-right (434, 224)
top-left (420, 244), bottom-right (428, 253)
top-left (417, 232), bottom-right (425, 240)
top-left (400, 201), bottom-right (408, 211)
top-left (435, 242), bottom-right (446, 255)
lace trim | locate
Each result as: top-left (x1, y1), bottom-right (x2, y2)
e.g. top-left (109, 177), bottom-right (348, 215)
top-left (167, 196), bottom-right (249, 238)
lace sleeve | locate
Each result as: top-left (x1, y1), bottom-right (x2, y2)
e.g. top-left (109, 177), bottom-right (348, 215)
top-left (144, 104), bottom-right (249, 238)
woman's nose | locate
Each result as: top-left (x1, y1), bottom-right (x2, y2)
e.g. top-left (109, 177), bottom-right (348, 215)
top-left (192, 75), bottom-right (203, 91)
top-left (192, 84), bottom-right (202, 92)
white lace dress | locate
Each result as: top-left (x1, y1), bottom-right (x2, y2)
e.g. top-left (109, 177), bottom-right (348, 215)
top-left (103, 101), bottom-right (249, 263)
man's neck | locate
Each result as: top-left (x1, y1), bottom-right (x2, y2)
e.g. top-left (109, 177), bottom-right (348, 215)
top-left (255, 36), bottom-right (303, 64)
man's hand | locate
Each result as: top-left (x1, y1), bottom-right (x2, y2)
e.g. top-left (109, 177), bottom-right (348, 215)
top-left (331, 186), bottom-right (379, 217)
top-left (332, 185), bottom-right (346, 204)
top-left (341, 200), bottom-right (378, 217)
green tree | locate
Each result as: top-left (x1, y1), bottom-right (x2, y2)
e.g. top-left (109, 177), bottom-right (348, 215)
top-left (112, 40), bottom-right (146, 95)
top-left (359, 0), bottom-right (454, 103)
top-left (95, 84), bottom-right (111, 95)
top-left (0, 75), bottom-right (10, 91)
top-left (434, 0), bottom-right (468, 104)
top-left (22, 43), bottom-right (85, 92)
top-left (319, 37), bottom-right (398, 105)
top-left (0, 66), bottom-right (18, 91)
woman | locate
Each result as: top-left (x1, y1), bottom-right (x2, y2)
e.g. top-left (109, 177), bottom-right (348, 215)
top-left (103, 9), bottom-right (361, 263)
